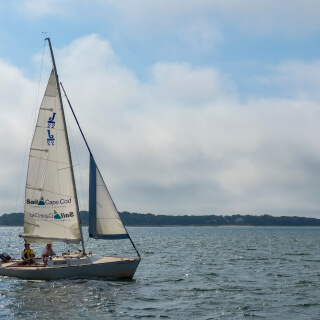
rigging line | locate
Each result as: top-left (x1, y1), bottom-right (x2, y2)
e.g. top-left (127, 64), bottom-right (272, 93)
top-left (63, 96), bottom-right (87, 213)
top-left (60, 82), bottom-right (92, 155)
top-left (14, 38), bottom-right (47, 214)
top-left (96, 154), bottom-right (141, 259)
top-left (61, 83), bottom-right (141, 259)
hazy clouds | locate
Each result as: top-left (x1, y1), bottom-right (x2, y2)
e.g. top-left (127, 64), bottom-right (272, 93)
top-left (1, 2), bottom-right (320, 217)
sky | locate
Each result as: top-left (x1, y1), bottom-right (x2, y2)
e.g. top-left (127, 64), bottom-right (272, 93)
top-left (1, 1), bottom-right (320, 217)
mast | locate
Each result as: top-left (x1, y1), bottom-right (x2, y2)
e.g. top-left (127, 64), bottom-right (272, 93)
top-left (46, 38), bottom-right (86, 254)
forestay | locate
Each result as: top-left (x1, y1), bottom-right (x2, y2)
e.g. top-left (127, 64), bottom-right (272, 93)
top-left (23, 70), bottom-right (81, 244)
top-left (89, 155), bottom-right (128, 239)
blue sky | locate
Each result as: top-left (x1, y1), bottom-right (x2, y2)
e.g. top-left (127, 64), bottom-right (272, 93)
top-left (1, 1), bottom-right (320, 217)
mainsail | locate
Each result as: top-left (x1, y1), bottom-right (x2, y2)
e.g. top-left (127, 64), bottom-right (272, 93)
top-left (23, 70), bottom-right (81, 244)
top-left (89, 155), bottom-right (128, 239)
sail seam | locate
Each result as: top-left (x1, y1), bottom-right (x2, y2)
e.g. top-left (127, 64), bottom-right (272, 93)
top-left (57, 166), bottom-right (73, 171)
top-left (30, 148), bottom-right (48, 152)
top-left (35, 125), bottom-right (64, 131)
top-left (26, 185), bottom-right (42, 191)
top-left (24, 217), bottom-right (80, 231)
top-left (24, 221), bottom-right (40, 227)
top-left (25, 186), bottom-right (75, 198)
top-left (29, 155), bottom-right (69, 165)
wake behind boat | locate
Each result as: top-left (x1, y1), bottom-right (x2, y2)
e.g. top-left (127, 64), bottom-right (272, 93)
top-left (0, 38), bottom-right (140, 280)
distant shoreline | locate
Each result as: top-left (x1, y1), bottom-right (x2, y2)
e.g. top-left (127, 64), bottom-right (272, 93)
top-left (1, 211), bottom-right (320, 227)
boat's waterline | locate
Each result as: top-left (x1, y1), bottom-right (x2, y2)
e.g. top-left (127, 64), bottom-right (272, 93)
top-left (0, 254), bottom-right (140, 280)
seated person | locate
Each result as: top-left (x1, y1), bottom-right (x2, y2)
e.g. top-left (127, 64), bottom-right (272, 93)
top-left (20, 243), bottom-right (35, 265)
top-left (42, 243), bottom-right (56, 265)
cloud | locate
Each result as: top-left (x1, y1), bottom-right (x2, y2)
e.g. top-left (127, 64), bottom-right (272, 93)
top-left (97, 0), bottom-right (320, 36)
top-left (270, 60), bottom-right (320, 101)
top-left (213, 0), bottom-right (320, 35)
top-left (149, 62), bottom-right (236, 106)
top-left (13, 0), bottom-right (320, 58)
top-left (7, 0), bottom-right (320, 71)
top-left (0, 60), bottom-right (35, 212)
top-left (1, 35), bottom-right (320, 217)
top-left (15, 0), bottom-right (67, 16)
top-left (249, 60), bottom-right (320, 102)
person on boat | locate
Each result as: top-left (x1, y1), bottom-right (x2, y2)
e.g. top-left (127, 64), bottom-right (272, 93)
top-left (20, 243), bottom-right (35, 265)
top-left (42, 243), bottom-right (56, 265)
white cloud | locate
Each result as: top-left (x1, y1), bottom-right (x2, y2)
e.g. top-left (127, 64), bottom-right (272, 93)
top-left (1, 35), bottom-right (320, 217)
top-left (149, 62), bottom-right (236, 106)
top-left (0, 60), bottom-right (35, 212)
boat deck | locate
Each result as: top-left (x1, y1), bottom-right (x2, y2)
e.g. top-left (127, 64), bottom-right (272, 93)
top-left (1, 256), bottom-right (136, 270)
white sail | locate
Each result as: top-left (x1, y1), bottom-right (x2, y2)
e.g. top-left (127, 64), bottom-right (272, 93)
top-left (89, 155), bottom-right (128, 239)
top-left (23, 70), bottom-right (81, 244)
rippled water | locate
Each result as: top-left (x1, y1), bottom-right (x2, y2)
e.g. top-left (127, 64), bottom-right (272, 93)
top-left (0, 226), bottom-right (319, 319)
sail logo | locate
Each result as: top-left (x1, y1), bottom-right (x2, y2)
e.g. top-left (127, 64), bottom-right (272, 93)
top-left (47, 112), bottom-right (56, 128)
top-left (54, 211), bottom-right (74, 219)
top-left (47, 130), bottom-right (55, 145)
top-left (28, 211), bottom-right (74, 220)
top-left (38, 197), bottom-right (45, 205)
top-left (26, 199), bottom-right (39, 205)
top-left (26, 198), bottom-right (72, 205)
top-left (47, 113), bottom-right (56, 145)
top-left (54, 211), bottom-right (61, 219)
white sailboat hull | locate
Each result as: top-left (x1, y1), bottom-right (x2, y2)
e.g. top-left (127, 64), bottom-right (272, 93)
top-left (0, 254), bottom-right (140, 280)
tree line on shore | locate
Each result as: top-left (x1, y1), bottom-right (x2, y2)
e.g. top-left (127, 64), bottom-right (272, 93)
top-left (0, 211), bottom-right (320, 227)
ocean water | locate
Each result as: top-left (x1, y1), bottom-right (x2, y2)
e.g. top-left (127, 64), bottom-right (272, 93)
top-left (0, 226), bottom-right (319, 319)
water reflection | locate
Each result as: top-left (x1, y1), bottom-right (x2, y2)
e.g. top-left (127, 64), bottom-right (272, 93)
top-left (0, 277), bottom-right (138, 319)
top-left (0, 227), bottom-right (320, 319)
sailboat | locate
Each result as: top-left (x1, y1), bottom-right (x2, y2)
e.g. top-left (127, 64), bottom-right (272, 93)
top-left (0, 38), bottom-right (141, 280)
